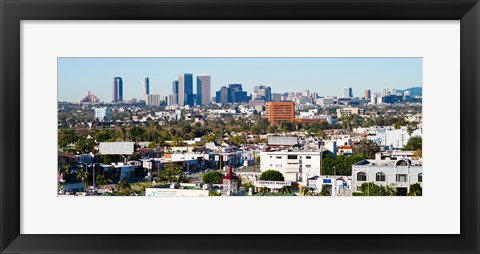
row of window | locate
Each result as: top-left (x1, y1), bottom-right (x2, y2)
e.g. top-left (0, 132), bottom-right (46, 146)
top-left (356, 172), bottom-right (422, 183)
top-left (269, 155), bottom-right (313, 160)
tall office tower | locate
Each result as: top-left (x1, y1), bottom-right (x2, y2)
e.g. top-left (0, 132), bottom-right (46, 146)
top-left (172, 80), bottom-right (179, 104)
top-left (264, 102), bottom-right (295, 126)
top-left (178, 73), bottom-right (194, 106)
top-left (215, 86), bottom-right (229, 105)
top-left (272, 93), bottom-right (282, 102)
top-left (344, 87), bottom-right (353, 98)
top-left (112, 77), bottom-right (123, 102)
top-left (302, 90), bottom-right (310, 97)
top-left (143, 77), bottom-right (150, 102)
top-left (254, 85), bottom-right (272, 101)
top-left (196, 74), bottom-right (211, 106)
top-left (364, 89), bottom-right (371, 100)
top-left (228, 84), bottom-right (248, 103)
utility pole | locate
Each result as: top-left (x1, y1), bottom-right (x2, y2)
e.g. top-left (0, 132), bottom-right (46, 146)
top-left (219, 129), bottom-right (223, 172)
top-left (253, 149), bottom-right (256, 172)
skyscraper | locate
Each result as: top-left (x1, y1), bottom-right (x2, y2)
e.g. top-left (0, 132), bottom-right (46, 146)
top-left (112, 77), bottom-right (123, 102)
top-left (344, 87), bottom-right (353, 98)
top-left (178, 73), bottom-right (194, 106)
top-left (196, 74), bottom-right (211, 106)
top-left (364, 89), bottom-right (371, 100)
top-left (254, 85), bottom-right (272, 101)
top-left (215, 86), bottom-right (229, 105)
top-left (172, 80), bottom-right (179, 105)
top-left (143, 77), bottom-right (150, 102)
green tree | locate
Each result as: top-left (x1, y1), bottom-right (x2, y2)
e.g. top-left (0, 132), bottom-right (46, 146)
top-left (95, 174), bottom-right (112, 189)
top-left (355, 138), bottom-right (380, 159)
top-left (76, 169), bottom-right (89, 187)
top-left (115, 180), bottom-right (132, 196)
top-left (407, 126), bottom-right (414, 137)
top-left (259, 170), bottom-right (284, 181)
top-left (229, 136), bottom-right (243, 145)
top-left (318, 185), bottom-right (330, 196)
top-left (159, 163), bottom-right (183, 183)
top-left (202, 171), bottom-right (224, 184)
top-left (408, 183), bottom-right (422, 196)
top-left (300, 186), bottom-right (314, 196)
top-left (358, 182), bottom-right (397, 196)
top-left (59, 165), bottom-right (70, 177)
top-left (403, 136), bottom-right (422, 151)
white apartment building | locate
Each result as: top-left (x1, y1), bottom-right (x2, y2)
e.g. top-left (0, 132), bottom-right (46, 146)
top-left (351, 158), bottom-right (422, 196)
top-left (93, 107), bottom-right (110, 121)
top-left (336, 107), bottom-right (364, 118)
top-left (260, 151), bottom-right (323, 182)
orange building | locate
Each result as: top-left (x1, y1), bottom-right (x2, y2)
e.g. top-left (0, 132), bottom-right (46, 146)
top-left (264, 101), bottom-right (295, 126)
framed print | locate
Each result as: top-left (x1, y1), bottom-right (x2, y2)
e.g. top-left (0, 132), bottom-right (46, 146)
top-left (1, 0), bottom-right (479, 253)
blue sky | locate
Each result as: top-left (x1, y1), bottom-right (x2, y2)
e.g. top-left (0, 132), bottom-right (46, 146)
top-left (58, 58), bottom-right (422, 102)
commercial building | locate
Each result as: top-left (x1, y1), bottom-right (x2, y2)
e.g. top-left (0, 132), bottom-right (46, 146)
top-left (254, 85), bottom-right (272, 101)
top-left (336, 107), bottom-right (364, 118)
top-left (178, 73), bottom-right (194, 106)
top-left (93, 107), bottom-right (110, 121)
top-left (272, 93), bottom-right (282, 102)
top-left (344, 87), bottom-right (353, 98)
top-left (351, 158), bottom-right (422, 196)
top-left (172, 80), bottom-right (179, 105)
top-left (146, 94), bottom-right (161, 106)
top-left (264, 101), bottom-right (295, 126)
top-left (112, 77), bottom-right (123, 102)
top-left (364, 89), bottom-right (371, 100)
top-left (79, 91), bottom-right (100, 103)
top-left (260, 151), bottom-right (322, 182)
top-left (143, 77), bottom-right (149, 101)
top-left (214, 84), bottom-right (248, 105)
top-left (196, 74), bottom-right (211, 106)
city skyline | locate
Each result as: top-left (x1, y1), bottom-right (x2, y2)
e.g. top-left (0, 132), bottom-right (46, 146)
top-left (58, 57), bottom-right (422, 102)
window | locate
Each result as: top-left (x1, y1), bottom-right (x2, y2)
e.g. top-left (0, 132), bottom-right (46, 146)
top-left (287, 155), bottom-right (298, 159)
top-left (418, 173), bottom-right (422, 182)
top-left (275, 156), bottom-right (282, 159)
top-left (376, 172), bottom-right (386, 182)
top-left (306, 156), bottom-right (311, 159)
top-left (306, 165), bottom-right (311, 168)
top-left (396, 174), bottom-right (407, 182)
top-left (357, 172), bottom-right (367, 181)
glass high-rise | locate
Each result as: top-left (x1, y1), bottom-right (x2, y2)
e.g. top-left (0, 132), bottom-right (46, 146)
top-left (178, 73), bottom-right (194, 106)
top-left (112, 77), bottom-right (123, 102)
top-left (143, 77), bottom-right (150, 101)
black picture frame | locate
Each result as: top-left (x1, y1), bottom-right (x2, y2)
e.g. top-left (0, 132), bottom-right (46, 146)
top-left (1, 0), bottom-right (479, 253)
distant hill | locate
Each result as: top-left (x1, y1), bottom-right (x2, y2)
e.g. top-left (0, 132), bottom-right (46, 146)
top-left (397, 87), bottom-right (422, 96)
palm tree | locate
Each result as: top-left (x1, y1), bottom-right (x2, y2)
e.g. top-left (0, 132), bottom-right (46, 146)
top-left (407, 126), bottom-right (414, 137)
top-left (280, 186), bottom-right (292, 194)
top-left (115, 180), bottom-right (132, 196)
top-left (59, 165), bottom-right (70, 180)
top-left (76, 169), bottom-right (89, 188)
top-left (300, 186), bottom-right (314, 196)
top-left (95, 174), bottom-right (112, 190)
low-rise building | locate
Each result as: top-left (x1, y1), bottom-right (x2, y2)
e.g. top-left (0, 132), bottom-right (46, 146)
top-left (336, 107), bottom-right (364, 118)
top-left (351, 158), bottom-right (422, 196)
top-left (260, 151), bottom-right (323, 182)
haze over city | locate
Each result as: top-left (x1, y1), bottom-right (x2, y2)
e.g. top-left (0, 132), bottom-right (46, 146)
top-left (58, 57), bottom-right (422, 102)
